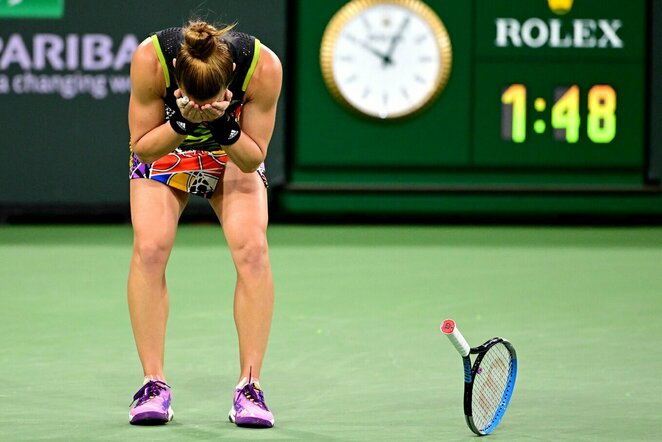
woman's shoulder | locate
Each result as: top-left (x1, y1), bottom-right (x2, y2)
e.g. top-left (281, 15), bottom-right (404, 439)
top-left (130, 37), bottom-right (166, 98)
top-left (246, 43), bottom-right (282, 100)
top-left (257, 44), bottom-right (282, 75)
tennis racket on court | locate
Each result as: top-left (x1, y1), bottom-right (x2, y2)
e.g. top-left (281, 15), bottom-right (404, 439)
top-left (440, 319), bottom-right (518, 436)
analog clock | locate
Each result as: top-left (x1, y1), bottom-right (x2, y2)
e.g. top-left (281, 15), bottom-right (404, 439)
top-left (320, 0), bottom-right (452, 119)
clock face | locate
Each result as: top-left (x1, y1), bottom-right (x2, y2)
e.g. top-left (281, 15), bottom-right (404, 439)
top-left (321, 0), bottom-right (452, 119)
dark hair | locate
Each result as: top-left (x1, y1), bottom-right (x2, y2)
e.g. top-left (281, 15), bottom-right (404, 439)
top-left (175, 21), bottom-right (236, 101)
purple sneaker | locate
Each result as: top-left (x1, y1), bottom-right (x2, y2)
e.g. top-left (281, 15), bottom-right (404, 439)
top-left (228, 379), bottom-right (274, 428)
top-left (129, 379), bottom-right (173, 425)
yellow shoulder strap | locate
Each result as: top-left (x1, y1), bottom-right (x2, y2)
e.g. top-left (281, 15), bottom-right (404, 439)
top-left (242, 38), bottom-right (261, 92)
top-left (150, 34), bottom-right (170, 89)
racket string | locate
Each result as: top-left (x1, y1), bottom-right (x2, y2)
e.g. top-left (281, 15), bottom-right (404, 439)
top-left (471, 343), bottom-right (512, 431)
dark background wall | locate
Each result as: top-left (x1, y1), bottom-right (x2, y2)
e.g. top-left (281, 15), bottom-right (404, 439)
top-left (0, 0), bottom-right (287, 219)
top-left (1, 0), bottom-right (661, 222)
top-left (280, 0), bottom-right (662, 219)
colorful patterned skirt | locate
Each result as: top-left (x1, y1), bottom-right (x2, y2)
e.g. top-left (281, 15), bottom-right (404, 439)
top-left (129, 149), bottom-right (267, 199)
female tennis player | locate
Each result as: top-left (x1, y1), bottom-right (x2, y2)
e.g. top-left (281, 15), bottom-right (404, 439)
top-left (126, 19), bottom-right (281, 428)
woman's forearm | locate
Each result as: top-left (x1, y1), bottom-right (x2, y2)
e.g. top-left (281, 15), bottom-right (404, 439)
top-left (131, 123), bottom-right (186, 164)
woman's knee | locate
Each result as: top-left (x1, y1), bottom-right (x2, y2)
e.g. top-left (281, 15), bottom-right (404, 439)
top-left (132, 236), bottom-right (173, 271)
top-left (231, 237), bottom-right (270, 277)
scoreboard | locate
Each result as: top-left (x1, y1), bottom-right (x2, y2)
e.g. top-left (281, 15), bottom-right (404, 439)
top-left (282, 0), bottom-right (660, 216)
top-left (474, 0), bottom-right (645, 168)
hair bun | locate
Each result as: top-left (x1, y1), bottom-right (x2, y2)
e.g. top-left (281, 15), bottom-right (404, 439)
top-left (183, 22), bottom-right (220, 60)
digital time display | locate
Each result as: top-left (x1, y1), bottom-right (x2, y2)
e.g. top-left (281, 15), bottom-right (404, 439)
top-left (501, 83), bottom-right (617, 144)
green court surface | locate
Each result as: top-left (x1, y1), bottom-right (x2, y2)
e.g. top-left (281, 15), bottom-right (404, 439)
top-left (1, 224), bottom-right (661, 441)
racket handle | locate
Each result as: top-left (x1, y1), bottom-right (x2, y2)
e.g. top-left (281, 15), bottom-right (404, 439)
top-left (440, 319), bottom-right (471, 357)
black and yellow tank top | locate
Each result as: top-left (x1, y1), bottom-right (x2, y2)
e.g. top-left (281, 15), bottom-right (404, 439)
top-left (150, 27), bottom-right (261, 151)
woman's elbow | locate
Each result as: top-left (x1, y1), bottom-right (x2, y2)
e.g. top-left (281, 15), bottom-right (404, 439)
top-left (131, 144), bottom-right (156, 164)
top-left (234, 150), bottom-right (266, 173)
top-left (133, 150), bottom-right (153, 164)
top-left (237, 162), bottom-right (261, 174)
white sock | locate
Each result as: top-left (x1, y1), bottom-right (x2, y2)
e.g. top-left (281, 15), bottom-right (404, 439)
top-left (235, 377), bottom-right (260, 389)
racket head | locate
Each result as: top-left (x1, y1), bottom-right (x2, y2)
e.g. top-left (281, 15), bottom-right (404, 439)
top-left (465, 338), bottom-right (517, 436)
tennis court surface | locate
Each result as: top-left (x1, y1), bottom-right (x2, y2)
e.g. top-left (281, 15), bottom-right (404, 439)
top-left (1, 224), bottom-right (660, 441)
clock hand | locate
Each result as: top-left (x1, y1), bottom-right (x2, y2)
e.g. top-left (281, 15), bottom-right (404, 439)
top-left (357, 40), bottom-right (390, 64)
top-left (383, 15), bottom-right (411, 66)
top-left (345, 32), bottom-right (392, 65)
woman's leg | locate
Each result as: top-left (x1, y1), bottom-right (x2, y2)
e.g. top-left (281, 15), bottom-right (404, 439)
top-left (209, 162), bottom-right (274, 382)
top-left (128, 179), bottom-right (189, 380)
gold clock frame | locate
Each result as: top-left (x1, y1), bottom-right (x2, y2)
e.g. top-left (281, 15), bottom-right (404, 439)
top-left (320, 0), bottom-right (453, 119)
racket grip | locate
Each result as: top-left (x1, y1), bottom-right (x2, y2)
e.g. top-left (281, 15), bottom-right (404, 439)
top-left (440, 319), bottom-right (471, 357)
